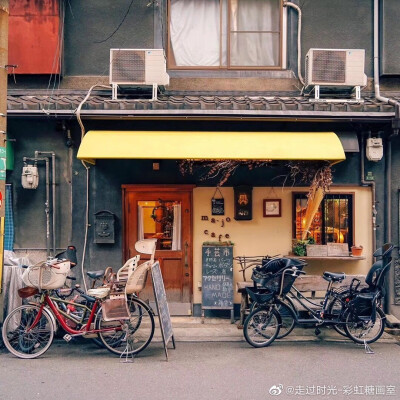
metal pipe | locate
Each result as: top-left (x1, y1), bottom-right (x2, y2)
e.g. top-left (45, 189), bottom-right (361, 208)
top-left (24, 156), bottom-right (51, 257)
top-left (360, 134), bottom-right (376, 263)
top-left (283, 1), bottom-right (305, 87)
top-left (373, 0), bottom-right (398, 108)
top-left (35, 151), bottom-right (56, 256)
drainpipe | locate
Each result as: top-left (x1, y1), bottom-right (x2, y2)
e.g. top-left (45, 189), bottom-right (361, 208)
top-left (283, 1), bottom-right (305, 87)
top-left (360, 135), bottom-right (377, 262)
top-left (373, 0), bottom-right (400, 313)
top-left (24, 156), bottom-right (51, 257)
top-left (373, 0), bottom-right (400, 244)
top-left (35, 151), bottom-right (56, 256)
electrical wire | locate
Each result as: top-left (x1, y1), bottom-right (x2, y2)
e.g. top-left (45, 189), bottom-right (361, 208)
top-left (94, 0), bottom-right (135, 44)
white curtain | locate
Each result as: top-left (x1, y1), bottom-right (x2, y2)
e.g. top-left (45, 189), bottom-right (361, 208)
top-left (230, 0), bottom-right (280, 66)
top-left (171, 204), bottom-right (181, 251)
top-left (170, 0), bottom-right (222, 66)
top-left (137, 205), bottom-right (144, 240)
top-left (170, 0), bottom-right (279, 67)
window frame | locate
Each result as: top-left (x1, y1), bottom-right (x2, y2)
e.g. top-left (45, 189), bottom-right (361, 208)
top-left (292, 192), bottom-right (355, 248)
top-left (167, 0), bottom-right (285, 70)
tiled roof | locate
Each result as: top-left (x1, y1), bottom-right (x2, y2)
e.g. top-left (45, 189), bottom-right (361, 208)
top-left (6, 91), bottom-right (398, 119)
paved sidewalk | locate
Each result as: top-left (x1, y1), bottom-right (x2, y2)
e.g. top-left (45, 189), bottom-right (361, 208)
top-left (161, 317), bottom-right (397, 343)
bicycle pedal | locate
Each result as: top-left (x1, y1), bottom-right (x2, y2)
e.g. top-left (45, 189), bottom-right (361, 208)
top-left (63, 334), bottom-right (72, 342)
top-left (314, 327), bottom-right (321, 336)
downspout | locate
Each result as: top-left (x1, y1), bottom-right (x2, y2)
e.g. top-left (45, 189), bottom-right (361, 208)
top-left (373, 0), bottom-right (400, 313)
top-left (373, 0), bottom-right (400, 244)
top-left (360, 135), bottom-right (377, 261)
top-left (35, 151), bottom-right (56, 256)
top-left (283, 1), bottom-right (305, 87)
top-left (24, 157), bottom-right (51, 257)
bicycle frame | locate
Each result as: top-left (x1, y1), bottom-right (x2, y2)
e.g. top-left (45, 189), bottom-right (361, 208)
top-left (283, 281), bottom-right (349, 326)
top-left (27, 292), bottom-right (123, 337)
top-left (48, 294), bottom-right (93, 327)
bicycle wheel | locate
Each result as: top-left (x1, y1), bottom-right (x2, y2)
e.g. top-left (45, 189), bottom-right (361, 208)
top-left (327, 292), bottom-right (350, 337)
top-left (275, 301), bottom-right (296, 339)
top-left (2, 304), bottom-right (55, 359)
top-left (96, 297), bottom-right (155, 356)
top-left (343, 307), bottom-right (385, 344)
top-left (243, 307), bottom-right (280, 348)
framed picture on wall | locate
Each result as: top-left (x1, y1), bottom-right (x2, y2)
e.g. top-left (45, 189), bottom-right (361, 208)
top-left (263, 199), bottom-right (281, 217)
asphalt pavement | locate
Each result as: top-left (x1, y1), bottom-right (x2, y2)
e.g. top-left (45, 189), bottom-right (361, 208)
top-left (1, 330), bottom-right (400, 400)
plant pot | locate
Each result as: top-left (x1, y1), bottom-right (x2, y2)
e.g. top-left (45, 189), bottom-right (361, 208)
top-left (351, 245), bottom-right (363, 257)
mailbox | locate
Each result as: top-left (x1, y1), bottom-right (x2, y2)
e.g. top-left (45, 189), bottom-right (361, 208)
top-left (94, 210), bottom-right (115, 244)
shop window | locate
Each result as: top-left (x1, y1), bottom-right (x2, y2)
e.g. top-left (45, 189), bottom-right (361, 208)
top-left (137, 200), bottom-right (181, 251)
top-left (168, 0), bottom-right (283, 69)
top-left (293, 193), bottom-right (354, 247)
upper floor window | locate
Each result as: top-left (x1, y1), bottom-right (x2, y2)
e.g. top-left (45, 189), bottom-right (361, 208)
top-left (168, 0), bottom-right (283, 69)
top-left (293, 193), bottom-right (354, 248)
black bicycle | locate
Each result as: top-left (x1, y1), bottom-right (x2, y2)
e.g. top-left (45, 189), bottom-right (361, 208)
top-left (243, 245), bottom-right (394, 348)
top-left (243, 258), bottom-right (307, 347)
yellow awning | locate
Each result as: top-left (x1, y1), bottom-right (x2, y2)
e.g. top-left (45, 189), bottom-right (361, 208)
top-left (77, 131), bottom-right (346, 163)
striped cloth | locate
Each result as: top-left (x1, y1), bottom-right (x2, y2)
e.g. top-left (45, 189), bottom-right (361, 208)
top-left (4, 184), bottom-right (14, 251)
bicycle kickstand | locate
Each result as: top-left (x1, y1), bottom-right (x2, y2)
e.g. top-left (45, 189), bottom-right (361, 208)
top-left (119, 326), bottom-right (135, 363)
top-left (363, 339), bottom-right (374, 355)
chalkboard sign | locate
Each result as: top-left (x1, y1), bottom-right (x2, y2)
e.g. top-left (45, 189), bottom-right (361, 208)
top-left (211, 188), bottom-right (225, 215)
top-left (211, 198), bottom-right (225, 215)
top-left (202, 245), bottom-right (233, 310)
top-left (152, 261), bottom-right (175, 360)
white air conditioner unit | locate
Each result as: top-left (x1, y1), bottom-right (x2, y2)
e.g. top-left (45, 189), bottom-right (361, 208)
top-left (109, 49), bottom-right (169, 100)
top-left (305, 49), bottom-right (367, 100)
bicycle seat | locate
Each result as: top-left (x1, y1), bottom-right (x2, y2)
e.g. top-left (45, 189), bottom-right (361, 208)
top-left (323, 271), bottom-right (346, 282)
top-left (86, 287), bottom-right (110, 299)
top-left (86, 270), bottom-right (105, 280)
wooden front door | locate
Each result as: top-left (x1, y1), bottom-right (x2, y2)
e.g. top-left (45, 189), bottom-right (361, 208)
top-left (122, 185), bottom-right (194, 306)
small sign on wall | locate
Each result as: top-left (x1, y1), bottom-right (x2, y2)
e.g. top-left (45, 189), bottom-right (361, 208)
top-left (234, 186), bottom-right (252, 220)
top-left (211, 188), bottom-right (225, 215)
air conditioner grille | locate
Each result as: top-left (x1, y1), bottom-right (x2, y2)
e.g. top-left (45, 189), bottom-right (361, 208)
top-left (111, 50), bottom-right (145, 83)
top-left (312, 50), bottom-right (346, 83)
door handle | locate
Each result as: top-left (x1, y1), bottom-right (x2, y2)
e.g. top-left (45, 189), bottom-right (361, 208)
top-left (184, 241), bottom-right (189, 268)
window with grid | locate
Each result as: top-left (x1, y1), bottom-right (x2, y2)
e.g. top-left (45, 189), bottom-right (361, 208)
top-left (293, 193), bottom-right (354, 247)
top-left (168, 0), bottom-right (283, 69)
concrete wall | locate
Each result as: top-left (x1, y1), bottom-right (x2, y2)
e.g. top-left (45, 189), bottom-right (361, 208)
top-left (8, 119), bottom-right (73, 263)
top-left (63, 0), bottom-right (154, 76)
top-left (300, 0), bottom-right (373, 77)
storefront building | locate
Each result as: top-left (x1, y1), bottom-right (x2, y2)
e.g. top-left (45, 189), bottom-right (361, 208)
top-left (4, 0), bottom-right (400, 319)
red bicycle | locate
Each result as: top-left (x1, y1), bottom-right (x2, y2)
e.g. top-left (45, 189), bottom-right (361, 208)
top-left (2, 257), bottom-right (155, 359)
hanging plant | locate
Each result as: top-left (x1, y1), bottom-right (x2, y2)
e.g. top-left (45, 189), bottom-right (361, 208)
top-left (178, 159), bottom-right (333, 191)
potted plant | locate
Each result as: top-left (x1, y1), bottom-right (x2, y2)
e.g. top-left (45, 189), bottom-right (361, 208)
top-left (351, 245), bottom-right (363, 257)
top-left (292, 237), bottom-right (315, 256)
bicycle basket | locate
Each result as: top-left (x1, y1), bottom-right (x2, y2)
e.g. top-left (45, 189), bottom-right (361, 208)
top-left (263, 269), bottom-right (298, 295)
top-left (22, 261), bottom-right (71, 290)
top-left (351, 292), bottom-right (377, 322)
top-left (246, 287), bottom-right (274, 304)
top-left (101, 294), bottom-right (130, 321)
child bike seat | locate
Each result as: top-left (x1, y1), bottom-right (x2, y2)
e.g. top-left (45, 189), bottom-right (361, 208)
top-left (323, 271), bottom-right (346, 282)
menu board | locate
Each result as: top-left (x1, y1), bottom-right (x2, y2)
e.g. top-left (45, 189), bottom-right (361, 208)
top-left (152, 261), bottom-right (175, 360)
top-left (202, 245), bottom-right (233, 310)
